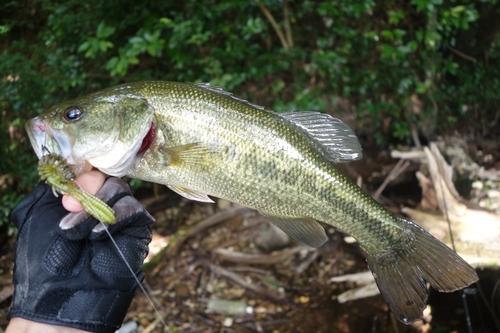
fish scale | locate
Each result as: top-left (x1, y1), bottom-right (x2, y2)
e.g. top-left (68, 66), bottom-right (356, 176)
top-left (25, 80), bottom-right (478, 324)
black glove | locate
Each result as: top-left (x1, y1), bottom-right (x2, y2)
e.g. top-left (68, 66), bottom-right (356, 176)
top-left (9, 177), bottom-right (153, 333)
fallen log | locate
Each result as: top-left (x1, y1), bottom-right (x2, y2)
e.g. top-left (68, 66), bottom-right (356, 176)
top-left (396, 143), bottom-right (500, 266)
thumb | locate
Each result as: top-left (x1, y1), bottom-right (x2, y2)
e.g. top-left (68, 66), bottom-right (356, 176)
top-left (62, 170), bottom-right (107, 212)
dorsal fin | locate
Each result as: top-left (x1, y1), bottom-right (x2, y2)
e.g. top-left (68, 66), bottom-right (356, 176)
top-left (276, 111), bottom-right (363, 163)
top-left (195, 82), bottom-right (266, 111)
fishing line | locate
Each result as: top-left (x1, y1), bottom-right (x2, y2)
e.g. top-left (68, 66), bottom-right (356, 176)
top-left (42, 145), bottom-right (50, 155)
top-left (435, 158), bottom-right (473, 333)
top-left (438, 168), bottom-right (500, 332)
top-left (39, 136), bottom-right (168, 329)
top-left (99, 221), bottom-right (170, 332)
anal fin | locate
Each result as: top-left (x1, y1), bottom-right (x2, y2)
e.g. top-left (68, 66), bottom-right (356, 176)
top-left (168, 185), bottom-right (215, 203)
top-left (261, 213), bottom-right (327, 248)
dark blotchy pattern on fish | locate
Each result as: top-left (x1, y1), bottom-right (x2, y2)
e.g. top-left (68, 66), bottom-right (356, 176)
top-left (26, 81), bottom-right (478, 324)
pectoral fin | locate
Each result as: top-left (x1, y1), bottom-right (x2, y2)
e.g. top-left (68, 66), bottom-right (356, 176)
top-left (261, 213), bottom-right (327, 248)
top-left (167, 185), bottom-right (215, 203)
top-left (161, 142), bottom-right (217, 166)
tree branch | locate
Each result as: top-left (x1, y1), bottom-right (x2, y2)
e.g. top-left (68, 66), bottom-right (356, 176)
top-left (255, 0), bottom-right (290, 49)
top-left (447, 45), bottom-right (477, 63)
top-left (283, 0), bottom-right (293, 47)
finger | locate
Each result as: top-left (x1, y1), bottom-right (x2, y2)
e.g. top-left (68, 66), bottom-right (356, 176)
top-left (91, 196), bottom-right (154, 235)
top-left (61, 178), bottom-right (135, 238)
top-left (62, 170), bottom-right (107, 212)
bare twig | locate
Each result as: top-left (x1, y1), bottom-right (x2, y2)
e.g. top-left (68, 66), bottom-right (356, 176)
top-left (295, 237), bottom-right (338, 274)
top-left (227, 266), bottom-right (269, 275)
top-left (165, 260), bottom-right (202, 292)
top-left (356, 175), bottom-right (363, 188)
top-left (165, 206), bottom-right (250, 256)
top-left (142, 317), bottom-right (167, 333)
top-left (213, 245), bottom-right (308, 265)
top-left (390, 150), bottom-right (426, 161)
top-left (336, 282), bottom-right (380, 303)
top-left (429, 143), bottom-right (461, 199)
top-left (330, 271), bottom-right (374, 283)
top-left (255, 0), bottom-right (290, 49)
top-left (283, 0), bottom-right (293, 47)
top-left (409, 121), bottom-right (421, 148)
top-left (372, 159), bottom-right (411, 200)
top-left (427, 90), bottom-right (439, 128)
top-left (293, 250), bottom-right (318, 274)
top-left (200, 258), bottom-right (288, 304)
top-left (194, 313), bottom-right (217, 328)
top-left (447, 45), bottom-right (477, 62)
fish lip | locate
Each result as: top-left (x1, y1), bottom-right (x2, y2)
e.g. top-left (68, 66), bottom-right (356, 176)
top-left (26, 112), bottom-right (154, 178)
top-left (25, 117), bottom-right (54, 158)
top-left (25, 117), bottom-right (75, 164)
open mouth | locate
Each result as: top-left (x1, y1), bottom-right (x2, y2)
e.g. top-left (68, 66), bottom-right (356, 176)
top-left (25, 117), bottom-right (76, 165)
top-left (26, 115), bottom-right (156, 177)
top-left (26, 117), bottom-right (57, 158)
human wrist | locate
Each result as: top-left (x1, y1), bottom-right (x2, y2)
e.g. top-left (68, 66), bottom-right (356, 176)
top-left (6, 318), bottom-right (91, 333)
top-left (8, 179), bottom-right (152, 333)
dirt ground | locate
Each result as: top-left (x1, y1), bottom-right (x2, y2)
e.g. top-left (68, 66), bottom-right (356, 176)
top-left (121, 139), bottom-right (500, 333)
top-left (0, 141), bottom-right (499, 333)
top-left (119, 197), bottom-right (498, 333)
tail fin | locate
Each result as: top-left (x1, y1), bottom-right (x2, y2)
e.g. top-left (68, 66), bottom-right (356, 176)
top-left (366, 221), bottom-right (478, 324)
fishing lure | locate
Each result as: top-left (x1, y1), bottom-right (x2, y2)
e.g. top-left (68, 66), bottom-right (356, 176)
top-left (38, 152), bottom-right (169, 329)
top-left (38, 153), bottom-right (116, 224)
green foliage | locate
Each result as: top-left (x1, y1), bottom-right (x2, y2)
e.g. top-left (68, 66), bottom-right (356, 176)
top-left (1, 0), bottom-right (499, 226)
top-left (78, 21), bottom-right (116, 58)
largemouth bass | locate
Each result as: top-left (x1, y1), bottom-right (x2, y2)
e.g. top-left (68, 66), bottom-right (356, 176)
top-left (25, 81), bottom-right (478, 324)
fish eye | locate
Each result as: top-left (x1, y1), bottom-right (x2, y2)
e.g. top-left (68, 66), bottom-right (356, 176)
top-left (63, 105), bottom-right (84, 122)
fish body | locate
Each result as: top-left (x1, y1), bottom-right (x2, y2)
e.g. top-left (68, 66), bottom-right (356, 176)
top-left (26, 81), bottom-right (478, 323)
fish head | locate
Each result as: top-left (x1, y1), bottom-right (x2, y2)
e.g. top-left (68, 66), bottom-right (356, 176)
top-left (26, 89), bottom-right (155, 176)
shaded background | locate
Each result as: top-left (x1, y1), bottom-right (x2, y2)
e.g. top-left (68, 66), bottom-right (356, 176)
top-left (1, 0), bottom-right (499, 332)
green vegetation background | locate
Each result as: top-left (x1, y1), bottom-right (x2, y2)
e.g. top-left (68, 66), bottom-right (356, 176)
top-left (1, 0), bottom-right (499, 225)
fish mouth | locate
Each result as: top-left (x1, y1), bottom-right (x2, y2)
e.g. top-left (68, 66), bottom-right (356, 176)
top-left (26, 116), bottom-right (155, 177)
top-left (25, 117), bottom-right (88, 174)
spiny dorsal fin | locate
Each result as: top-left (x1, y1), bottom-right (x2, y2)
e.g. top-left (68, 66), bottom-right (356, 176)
top-left (260, 213), bottom-right (327, 248)
top-left (276, 111), bottom-right (363, 163)
top-left (195, 82), bottom-right (266, 111)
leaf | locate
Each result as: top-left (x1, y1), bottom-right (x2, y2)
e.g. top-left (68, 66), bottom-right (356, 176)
top-left (99, 40), bottom-right (113, 52)
top-left (159, 17), bottom-right (173, 26)
top-left (146, 44), bottom-right (157, 57)
top-left (96, 21), bottom-right (115, 39)
top-left (381, 30), bottom-right (394, 40)
top-left (129, 36), bottom-right (144, 44)
top-left (84, 48), bottom-right (94, 58)
top-left (128, 57), bottom-right (139, 65)
top-left (77, 41), bottom-right (89, 53)
top-left (105, 57), bottom-right (118, 71)
top-left (451, 5), bottom-right (466, 15)
top-left (388, 10), bottom-right (405, 25)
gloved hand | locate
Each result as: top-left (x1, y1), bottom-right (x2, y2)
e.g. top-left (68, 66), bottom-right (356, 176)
top-left (9, 177), bottom-right (154, 333)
